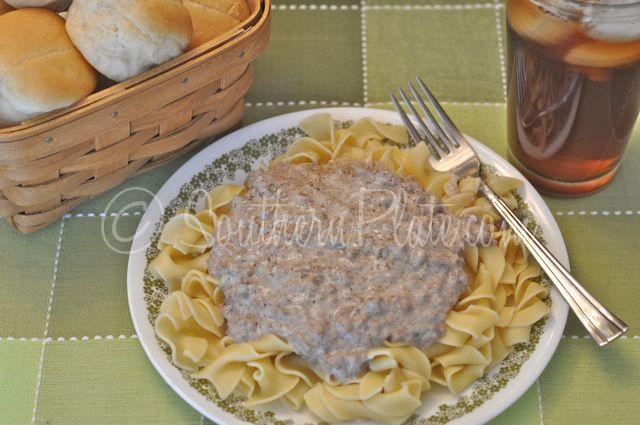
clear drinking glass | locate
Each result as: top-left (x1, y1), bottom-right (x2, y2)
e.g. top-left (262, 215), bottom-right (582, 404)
top-left (506, 0), bottom-right (640, 196)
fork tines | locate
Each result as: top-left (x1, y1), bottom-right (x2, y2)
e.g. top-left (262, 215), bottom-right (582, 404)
top-left (390, 77), bottom-right (464, 159)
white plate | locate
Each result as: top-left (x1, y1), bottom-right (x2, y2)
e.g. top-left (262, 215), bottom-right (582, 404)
top-left (127, 108), bottom-right (569, 425)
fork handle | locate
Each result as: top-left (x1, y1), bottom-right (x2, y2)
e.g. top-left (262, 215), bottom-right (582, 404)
top-left (480, 182), bottom-right (628, 346)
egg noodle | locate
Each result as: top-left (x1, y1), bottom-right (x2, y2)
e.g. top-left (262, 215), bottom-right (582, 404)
top-left (150, 113), bottom-right (550, 424)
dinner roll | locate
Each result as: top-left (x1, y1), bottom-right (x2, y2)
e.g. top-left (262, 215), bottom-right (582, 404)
top-left (66, 0), bottom-right (193, 82)
top-left (183, 0), bottom-right (250, 49)
top-left (5, 0), bottom-right (71, 11)
top-left (0, 9), bottom-right (97, 127)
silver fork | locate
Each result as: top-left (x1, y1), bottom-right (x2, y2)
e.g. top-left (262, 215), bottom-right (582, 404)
top-left (391, 77), bottom-right (628, 346)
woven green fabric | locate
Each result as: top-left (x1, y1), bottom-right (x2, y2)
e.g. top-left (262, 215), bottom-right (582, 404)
top-left (1, 1), bottom-right (639, 424)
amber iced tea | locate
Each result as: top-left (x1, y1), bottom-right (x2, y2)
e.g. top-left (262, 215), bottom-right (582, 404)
top-left (507, 0), bottom-right (640, 195)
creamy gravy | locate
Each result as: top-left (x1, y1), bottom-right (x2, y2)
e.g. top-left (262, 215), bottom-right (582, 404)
top-left (208, 161), bottom-right (487, 382)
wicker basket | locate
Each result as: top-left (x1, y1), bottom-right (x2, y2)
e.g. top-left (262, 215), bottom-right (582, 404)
top-left (0, 0), bottom-right (270, 233)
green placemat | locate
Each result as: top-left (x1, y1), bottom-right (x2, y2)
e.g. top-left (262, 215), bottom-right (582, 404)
top-left (2, 1), bottom-right (639, 424)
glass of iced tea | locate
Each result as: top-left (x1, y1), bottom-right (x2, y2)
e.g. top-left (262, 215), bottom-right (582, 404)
top-left (507, 0), bottom-right (640, 196)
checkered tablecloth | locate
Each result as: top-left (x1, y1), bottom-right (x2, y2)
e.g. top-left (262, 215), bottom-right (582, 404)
top-left (2, 1), bottom-right (640, 424)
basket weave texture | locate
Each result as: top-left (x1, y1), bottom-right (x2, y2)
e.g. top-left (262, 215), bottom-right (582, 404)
top-left (0, 0), bottom-right (270, 233)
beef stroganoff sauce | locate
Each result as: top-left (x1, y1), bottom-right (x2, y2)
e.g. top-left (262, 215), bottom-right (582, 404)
top-left (209, 160), bottom-right (488, 382)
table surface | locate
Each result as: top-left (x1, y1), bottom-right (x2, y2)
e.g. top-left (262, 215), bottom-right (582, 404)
top-left (2, 1), bottom-right (639, 424)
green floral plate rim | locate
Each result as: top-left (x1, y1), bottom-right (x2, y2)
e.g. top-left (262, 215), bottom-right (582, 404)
top-left (127, 108), bottom-right (569, 425)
